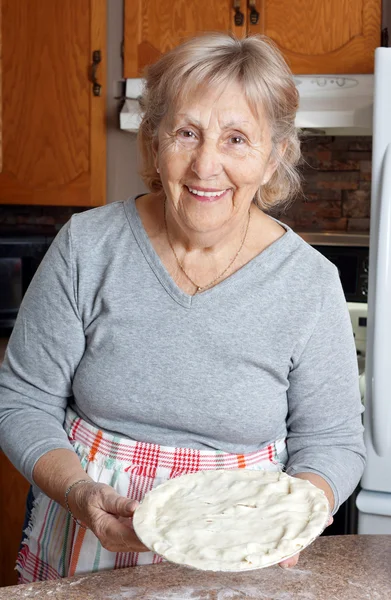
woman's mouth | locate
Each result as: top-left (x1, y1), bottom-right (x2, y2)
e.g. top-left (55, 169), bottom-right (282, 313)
top-left (185, 185), bottom-right (229, 201)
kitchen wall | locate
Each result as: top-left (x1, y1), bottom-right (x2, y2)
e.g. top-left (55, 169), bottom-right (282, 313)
top-left (0, 0), bottom-right (375, 235)
top-left (106, 0), bottom-right (146, 203)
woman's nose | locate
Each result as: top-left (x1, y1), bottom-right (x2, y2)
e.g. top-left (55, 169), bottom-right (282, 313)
top-left (191, 141), bottom-right (223, 180)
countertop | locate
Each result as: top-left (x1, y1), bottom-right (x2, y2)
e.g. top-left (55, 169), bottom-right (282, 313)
top-left (1, 535), bottom-right (390, 599)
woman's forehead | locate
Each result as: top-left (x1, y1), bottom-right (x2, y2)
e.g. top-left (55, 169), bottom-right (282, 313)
top-left (167, 81), bottom-right (267, 128)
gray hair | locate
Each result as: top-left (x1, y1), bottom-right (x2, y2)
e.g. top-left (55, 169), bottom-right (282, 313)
top-left (138, 32), bottom-right (301, 212)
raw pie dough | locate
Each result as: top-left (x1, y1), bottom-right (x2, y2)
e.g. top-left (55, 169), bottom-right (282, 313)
top-left (133, 470), bottom-right (330, 571)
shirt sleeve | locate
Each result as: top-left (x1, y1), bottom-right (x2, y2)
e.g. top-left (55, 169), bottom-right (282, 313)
top-left (0, 219), bottom-right (86, 484)
top-left (285, 264), bottom-right (366, 514)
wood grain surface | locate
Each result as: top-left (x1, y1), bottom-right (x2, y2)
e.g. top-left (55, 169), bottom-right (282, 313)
top-left (0, 0), bottom-right (106, 206)
top-left (0, 454), bottom-right (29, 588)
top-left (124, 0), bottom-right (247, 77)
top-left (124, 0), bottom-right (381, 76)
top-left (0, 337), bottom-right (30, 588)
top-left (250, 0), bottom-right (381, 73)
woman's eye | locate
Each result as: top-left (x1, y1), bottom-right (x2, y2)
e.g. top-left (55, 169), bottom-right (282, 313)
top-left (179, 130), bottom-right (196, 139)
top-left (230, 135), bottom-right (246, 144)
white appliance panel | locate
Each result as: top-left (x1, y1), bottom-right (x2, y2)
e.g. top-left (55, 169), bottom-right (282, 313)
top-left (361, 47), bottom-right (391, 479)
top-left (357, 490), bottom-right (391, 533)
top-left (358, 514), bottom-right (391, 534)
top-left (357, 47), bottom-right (391, 531)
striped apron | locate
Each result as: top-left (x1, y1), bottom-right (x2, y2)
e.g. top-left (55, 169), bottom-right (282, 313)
top-left (17, 407), bottom-right (287, 583)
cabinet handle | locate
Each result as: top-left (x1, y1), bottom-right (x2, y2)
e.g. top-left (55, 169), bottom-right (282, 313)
top-left (233, 0), bottom-right (244, 26)
top-left (90, 50), bottom-right (102, 97)
top-left (248, 0), bottom-right (260, 25)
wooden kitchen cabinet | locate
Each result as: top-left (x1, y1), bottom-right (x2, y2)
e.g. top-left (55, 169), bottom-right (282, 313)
top-left (124, 0), bottom-right (381, 77)
top-left (0, 340), bottom-right (30, 588)
top-left (124, 0), bottom-right (247, 77)
top-left (249, 0), bottom-right (381, 74)
top-left (0, 453), bottom-right (30, 587)
top-left (0, 0), bottom-right (107, 207)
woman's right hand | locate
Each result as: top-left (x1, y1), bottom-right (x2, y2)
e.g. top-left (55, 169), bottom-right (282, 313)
top-left (66, 481), bottom-right (149, 553)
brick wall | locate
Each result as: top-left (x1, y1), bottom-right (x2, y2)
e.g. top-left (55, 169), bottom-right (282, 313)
top-left (0, 136), bottom-right (372, 235)
top-left (281, 136), bottom-right (372, 232)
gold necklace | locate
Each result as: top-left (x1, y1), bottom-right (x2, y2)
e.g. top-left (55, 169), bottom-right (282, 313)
top-left (164, 200), bottom-right (251, 294)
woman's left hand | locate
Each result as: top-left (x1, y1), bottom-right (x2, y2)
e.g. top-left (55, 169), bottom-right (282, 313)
top-left (278, 515), bottom-right (333, 568)
top-left (278, 472), bottom-right (335, 569)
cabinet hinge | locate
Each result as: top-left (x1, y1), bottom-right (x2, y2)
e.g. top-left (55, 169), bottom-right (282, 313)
top-left (381, 28), bottom-right (389, 48)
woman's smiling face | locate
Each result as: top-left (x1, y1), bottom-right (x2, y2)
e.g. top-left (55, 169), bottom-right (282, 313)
top-left (154, 80), bottom-right (278, 237)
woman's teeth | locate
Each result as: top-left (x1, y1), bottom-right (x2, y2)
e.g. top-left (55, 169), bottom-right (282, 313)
top-left (187, 186), bottom-right (226, 198)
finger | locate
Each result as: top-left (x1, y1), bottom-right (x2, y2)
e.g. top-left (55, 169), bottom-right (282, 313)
top-left (99, 491), bottom-right (140, 519)
top-left (279, 551), bottom-right (300, 569)
top-left (100, 513), bottom-right (149, 552)
top-left (327, 515), bottom-right (334, 526)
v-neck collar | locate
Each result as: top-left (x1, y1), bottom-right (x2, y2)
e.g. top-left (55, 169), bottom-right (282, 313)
top-left (123, 196), bottom-right (293, 309)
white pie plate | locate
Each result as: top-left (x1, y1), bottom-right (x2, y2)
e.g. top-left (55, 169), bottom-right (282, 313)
top-left (133, 469), bottom-right (331, 572)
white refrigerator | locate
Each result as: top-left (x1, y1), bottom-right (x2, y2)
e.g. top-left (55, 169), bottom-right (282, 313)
top-left (356, 47), bottom-right (391, 533)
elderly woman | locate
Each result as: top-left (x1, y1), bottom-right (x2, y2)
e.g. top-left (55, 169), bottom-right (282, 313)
top-left (0, 33), bottom-right (365, 583)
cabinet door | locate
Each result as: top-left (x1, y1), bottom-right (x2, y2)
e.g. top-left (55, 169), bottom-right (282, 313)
top-left (124, 0), bottom-right (247, 78)
top-left (0, 453), bottom-right (30, 587)
top-left (248, 0), bottom-right (381, 74)
top-left (0, 0), bottom-right (106, 207)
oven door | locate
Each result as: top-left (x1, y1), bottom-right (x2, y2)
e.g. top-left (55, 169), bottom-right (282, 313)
top-left (312, 245), bottom-right (368, 304)
top-left (0, 238), bottom-right (51, 335)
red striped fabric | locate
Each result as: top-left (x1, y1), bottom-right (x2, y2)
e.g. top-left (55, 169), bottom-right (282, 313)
top-left (66, 409), bottom-right (284, 471)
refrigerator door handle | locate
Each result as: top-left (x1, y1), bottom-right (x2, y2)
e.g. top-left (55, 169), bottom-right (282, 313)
top-left (372, 142), bottom-right (391, 456)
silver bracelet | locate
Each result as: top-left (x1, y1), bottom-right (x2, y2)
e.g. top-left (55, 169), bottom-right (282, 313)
top-left (64, 478), bottom-right (95, 529)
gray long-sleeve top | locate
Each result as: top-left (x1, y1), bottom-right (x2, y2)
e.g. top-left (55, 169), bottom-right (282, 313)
top-left (0, 198), bottom-right (365, 512)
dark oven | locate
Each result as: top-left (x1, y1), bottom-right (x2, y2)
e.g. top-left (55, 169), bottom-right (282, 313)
top-left (297, 232), bottom-right (369, 303)
top-left (0, 236), bottom-right (53, 335)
